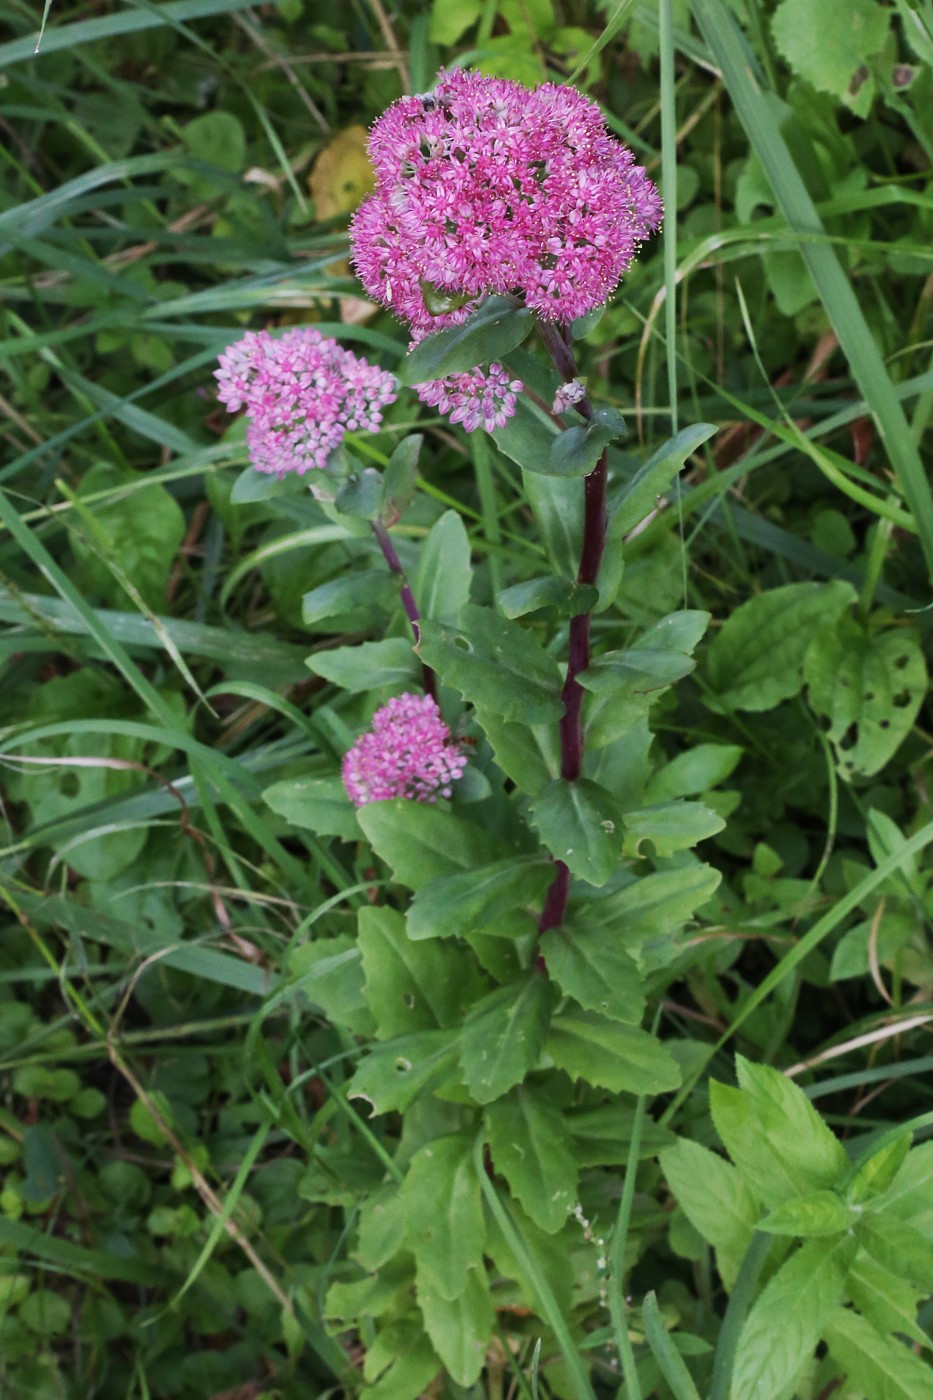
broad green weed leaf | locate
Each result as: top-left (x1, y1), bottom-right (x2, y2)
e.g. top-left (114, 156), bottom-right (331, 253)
top-left (306, 637), bottom-right (418, 691)
top-left (357, 906), bottom-right (483, 1034)
top-left (414, 510), bottom-right (472, 625)
top-left (539, 924), bottom-right (645, 1024)
top-left (519, 468), bottom-right (581, 576)
top-left (324, 1258), bottom-right (412, 1327)
top-left (301, 571), bottom-right (396, 627)
top-left (825, 1304), bottom-right (933, 1400)
top-left (485, 1086), bottom-right (579, 1233)
top-left (429, 0), bottom-right (482, 43)
top-left (804, 618), bottom-right (927, 778)
top-left (401, 1133), bottom-right (485, 1302)
top-left (569, 1105), bottom-right (676, 1167)
top-left (580, 865), bottom-right (722, 959)
top-left (546, 1011), bottom-right (681, 1095)
top-left (759, 1191), bottom-right (854, 1238)
top-left (419, 605), bottom-right (563, 723)
top-left (459, 974), bottom-right (550, 1104)
top-left (19, 1290), bottom-right (72, 1337)
top-left (660, 1139), bottom-right (758, 1289)
top-left (706, 581), bottom-right (855, 712)
top-left (356, 1183), bottom-right (408, 1271)
top-left (399, 297), bottom-right (532, 383)
top-left (493, 397), bottom-right (560, 472)
top-left (379, 435), bottom-right (422, 525)
top-left (731, 1236), bottom-right (855, 1400)
top-left (348, 1029), bottom-right (462, 1116)
top-left (771, 0), bottom-right (890, 115)
top-left (530, 778), bottom-right (621, 886)
top-left (581, 609), bottom-right (710, 698)
top-left (365, 1330), bottom-right (443, 1400)
top-left (407, 858), bottom-right (554, 940)
top-left (357, 800), bottom-right (505, 889)
top-left (73, 464), bottom-right (186, 610)
top-left (643, 743), bottom-right (744, 802)
top-left (415, 1267), bottom-right (494, 1387)
top-left (262, 775), bottom-right (359, 839)
top-left (497, 575), bottom-right (598, 620)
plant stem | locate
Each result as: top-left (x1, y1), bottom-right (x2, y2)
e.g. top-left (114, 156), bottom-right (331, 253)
top-left (536, 321), bottom-right (610, 933)
top-left (370, 519), bottom-right (437, 700)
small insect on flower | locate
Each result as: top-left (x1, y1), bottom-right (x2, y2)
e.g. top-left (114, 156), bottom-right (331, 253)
top-left (342, 693), bottom-right (468, 808)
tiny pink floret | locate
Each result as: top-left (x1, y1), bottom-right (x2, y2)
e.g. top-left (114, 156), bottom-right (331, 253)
top-left (416, 363), bottom-right (523, 433)
top-left (342, 693), bottom-right (468, 808)
top-left (214, 327), bottom-right (397, 476)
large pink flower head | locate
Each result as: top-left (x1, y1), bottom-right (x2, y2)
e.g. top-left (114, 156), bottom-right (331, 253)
top-left (342, 692), bottom-right (468, 808)
top-left (215, 328), bottom-right (397, 476)
top-left (350, 68), bottom-right (662, 329)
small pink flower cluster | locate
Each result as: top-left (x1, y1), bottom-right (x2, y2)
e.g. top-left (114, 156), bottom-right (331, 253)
top-left (215, 328), bottom-right (397, 476)
top-left (416, 362), bottom-right (523, 433)
top-left (342, 693), bottom-right (467, 808)
top-left (351, 68), bottom-right (662, 330)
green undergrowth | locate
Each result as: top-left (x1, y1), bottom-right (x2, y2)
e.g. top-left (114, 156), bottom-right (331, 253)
top-left (1, 1), bottom-right (932, 1397)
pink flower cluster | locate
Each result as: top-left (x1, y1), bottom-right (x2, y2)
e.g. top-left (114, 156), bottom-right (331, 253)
top-left (416, 362), bottom-right (523, 433)
top-left (342, 693), bottom-right (467, 808)
top-left (215, 328), bottom-right (397, 476)
top-left (351, 68), bottom-right (662, 331)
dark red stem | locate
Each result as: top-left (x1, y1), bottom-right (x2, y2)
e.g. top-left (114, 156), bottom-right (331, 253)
top-left (536, 323), bottom-right (610, 934)
top-left (371, 519), bottom-right (437, 701)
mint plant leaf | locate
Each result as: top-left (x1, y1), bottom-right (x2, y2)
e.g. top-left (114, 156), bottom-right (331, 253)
top-left (660, 1139), bottom-right (758, 1289)
top-left (825, 1305), bottom-right (933, 1400)
top-left (759, 1191), bottom-right (854, 1238)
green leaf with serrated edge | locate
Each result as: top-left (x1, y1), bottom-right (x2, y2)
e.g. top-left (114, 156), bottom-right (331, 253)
top-left (399, 296), bottom-right (533, 383)
top-left (484, 1193), bottom-right (575, 1316)
top-left (706, 581), bottom-right (856, 712)
top-left (347, 1029), bottom-right (461, 1116)
top-left (879, 1141), bottom-right (933, 1236)
top-left (306, 637), bottom-right (418, 692)
top-left (334, 466), bottom-right (383, 520)
top-left (302, 571), bottom-right (396, 627)
top-left (407, 858), bottom-right (554, 940)
top-left (365, 1331), bottom-right (443, 1400)
top-left (660, 1139), bottom-right (758, 1290)
top-left (609, 424), bottom-right (717, 535)
top-left (847, 1133), bottom-right (911, 1205)
top-left (826, 1305), bottom-right (933, 1400)
top-left (400, 1133), bottom-right (485, 1302)
top-left (710, 1060), bottom-right (847, 1209)
top-left (459, 974), bottom-right (550, 1105)
top-left (580, 609), bottom-right (711, 698)
top-left (845, 1251), bottom-right (929, 1349)
top-left (357, 905), bottom-right (483, 1035)
top-left (415, 1265), bottom-right (494, 1387)
top-left (547, 1011), bottom-right (681, 1095)
top-left (622, 800), bottom-right (725, 858)
top-left (530, 778), bottom-right (621, 886)
top-left (493, 396), bottom-right (560, 473)
top-left (419, 606), bottom-right (563, 723)
top-left (414, 510), bottom-right (472, 625)
top-left (262, 776), bottom-right (359, 840)
top-left (472, 705), bottom-right (559, 798)
top-left (759, 1191), bottom-right (854, 1238)
top-left (539, 924), bottom-right (645, 1024)
top-left (546, 408), bottom-right (626, 478)
top-left (856, 1214), bottom-right (933, 1290)
top-left (379, 434), bottom-right (422, 526)
top-left (287, 937), bottom-right (375, 1035)
top-left (497, 575), bottom-right (598, 620)
top-left (644, 743), bottom-right (745, 803)
top-left (485, 1086), bottom-right (579, 1234)
top-left (804, 619), bottom-right (927, 779)
top-left (357, 800), bottom-right (506, 890)
top-left (731, 1237), bottom-right (856, 1400)
top-left (356, 1183), bottom-right (408, 1271)
top-left (569, 1105), bottom-right (675, 1166)
top-left (324, 1257), bottom-right (412, 1326)
top-left (581, 865), bottom-right (722, 949)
